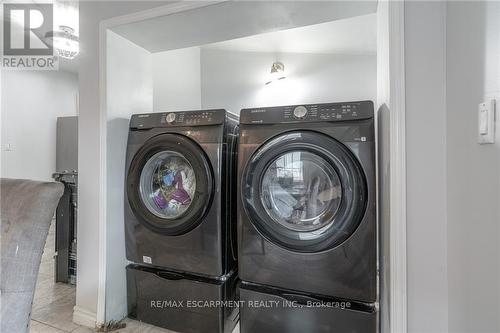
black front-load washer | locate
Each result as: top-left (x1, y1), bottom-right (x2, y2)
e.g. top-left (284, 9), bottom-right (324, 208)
top-left (237, 101), bottom-right (377, 303)
top-left (124, 109), bottom-right (239, 277)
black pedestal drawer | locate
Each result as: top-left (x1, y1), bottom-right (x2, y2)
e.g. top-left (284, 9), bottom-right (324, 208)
top-left (127, 264), bottom-right (239, 333)
top-left (239, 282), bottom-right (378, 333)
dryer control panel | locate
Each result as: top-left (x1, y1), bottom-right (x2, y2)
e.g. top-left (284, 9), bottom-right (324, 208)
top-left (240, 101), bottom-right (373, 124)
top-left (130, 109), bottom-right (226, 129)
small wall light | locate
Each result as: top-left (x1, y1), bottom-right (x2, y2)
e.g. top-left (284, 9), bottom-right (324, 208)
top-left (265, 61), bottom-right (286, 85)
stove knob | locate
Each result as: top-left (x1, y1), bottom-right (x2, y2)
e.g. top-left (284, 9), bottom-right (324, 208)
top-left (293, 106), bottom-right (308, 119)
top-left (166, 113), bottom-right (176, 123)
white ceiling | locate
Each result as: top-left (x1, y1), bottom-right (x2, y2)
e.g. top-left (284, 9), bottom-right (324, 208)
top-left (201, 13), bottom-right (377, 55)
top-left (111, 1), bottom-right (377, 53)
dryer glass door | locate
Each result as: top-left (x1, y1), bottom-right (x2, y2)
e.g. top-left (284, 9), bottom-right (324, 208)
top-left (127, 133), bottom-right (213, 235)
top-left (260, 151), bottom-right (342, 232)
top-left (242, 131), bottom-right (367, 252)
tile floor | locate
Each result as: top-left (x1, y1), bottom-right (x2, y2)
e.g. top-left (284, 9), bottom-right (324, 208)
top-left (30, 221), bottom-right (240, 333)
top-left (30, 221), bottom-right (174, 333)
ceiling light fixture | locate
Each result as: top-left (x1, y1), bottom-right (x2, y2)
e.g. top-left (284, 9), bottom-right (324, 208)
top-left (265, 61), bottom-right (286, 85)
top-left (45, 25), bottom-right (79, 60)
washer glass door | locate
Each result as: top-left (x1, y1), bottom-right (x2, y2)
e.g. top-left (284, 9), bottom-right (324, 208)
top-left (139, 151), bottom-right (197, 220)
top-left (127, 133), bottom-right (213, 235)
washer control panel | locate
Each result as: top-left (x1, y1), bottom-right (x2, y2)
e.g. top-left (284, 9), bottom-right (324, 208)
top-left (130, 109), bottom-right (226, 129)
top-left (240, 101), bottom-right (373, 124)
top-left (165, 113), bottom-right (176, 123)
top-left (293, 105), bottom-right (308, 119)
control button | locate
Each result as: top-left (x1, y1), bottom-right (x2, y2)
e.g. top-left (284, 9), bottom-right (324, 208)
top-left (166, 113), bottom-right (176, 123)
top-left (293, 106), bottom-right (308, 119)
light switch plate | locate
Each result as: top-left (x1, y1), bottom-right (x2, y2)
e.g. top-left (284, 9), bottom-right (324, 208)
top-left (478, 99), bottom-right (495, 144)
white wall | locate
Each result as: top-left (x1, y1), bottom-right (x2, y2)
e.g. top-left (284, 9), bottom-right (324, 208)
top-left (376, 1), bottom-right (389, 109)
top-left (405, 2), bottom-right (449, 332)
top-left (77, 1), bottom-right (167, 326)
top-left (1, 71), bottom-right (78, 181)
top-left (106, 30), bottom-right (153, 321)
top-left (200, 49), bottom-right (376, 114)
top-left (153, 47), bottom-right (201, 111)
top-left (446, 2), bottom-right (500, 332)
top-left (151, 48), bottom-right (376, 114)
top-left (375, 2), bottom-right (391, 332)
top-left (379, 2), bottom-right (500, 332)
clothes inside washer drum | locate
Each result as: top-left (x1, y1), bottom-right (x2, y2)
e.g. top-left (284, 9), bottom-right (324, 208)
top-left (140, 151), bottom-right (196, 219)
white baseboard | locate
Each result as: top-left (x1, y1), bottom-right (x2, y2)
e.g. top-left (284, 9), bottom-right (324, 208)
top-left (73, 306), bottom-right (97, 328)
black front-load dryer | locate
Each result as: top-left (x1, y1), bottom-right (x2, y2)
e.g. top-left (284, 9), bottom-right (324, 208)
top-left (237, 101), bottom-right (377, 303)
top-left (125, 109), bottom-right (238, 277)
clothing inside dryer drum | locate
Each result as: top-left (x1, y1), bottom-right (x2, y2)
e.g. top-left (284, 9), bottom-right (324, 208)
top-left (260, 151), bottom-right (342, 232)
top-left (139, 151), bottom-right (196, 219)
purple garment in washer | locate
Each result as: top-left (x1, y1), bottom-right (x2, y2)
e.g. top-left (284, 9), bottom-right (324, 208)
top-left (171, 172), bottom-right (191, 205)
top-left (153, 191), bottom-right (168, 209)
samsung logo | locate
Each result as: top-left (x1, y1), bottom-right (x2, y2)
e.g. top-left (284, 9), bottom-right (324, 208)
top-left (138, 114), bottom-right (150, 118)
top-left (250, 109), bottom-right (266, 113)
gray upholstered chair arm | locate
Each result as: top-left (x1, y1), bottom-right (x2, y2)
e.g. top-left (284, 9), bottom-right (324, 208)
top-left (1, 179), bottom-right (64, 333)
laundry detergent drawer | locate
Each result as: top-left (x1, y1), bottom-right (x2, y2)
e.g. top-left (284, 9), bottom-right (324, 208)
top-left (239, 282), bottom-right (378, 333)
top-left (126, 264), bottom-right (239, 333)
